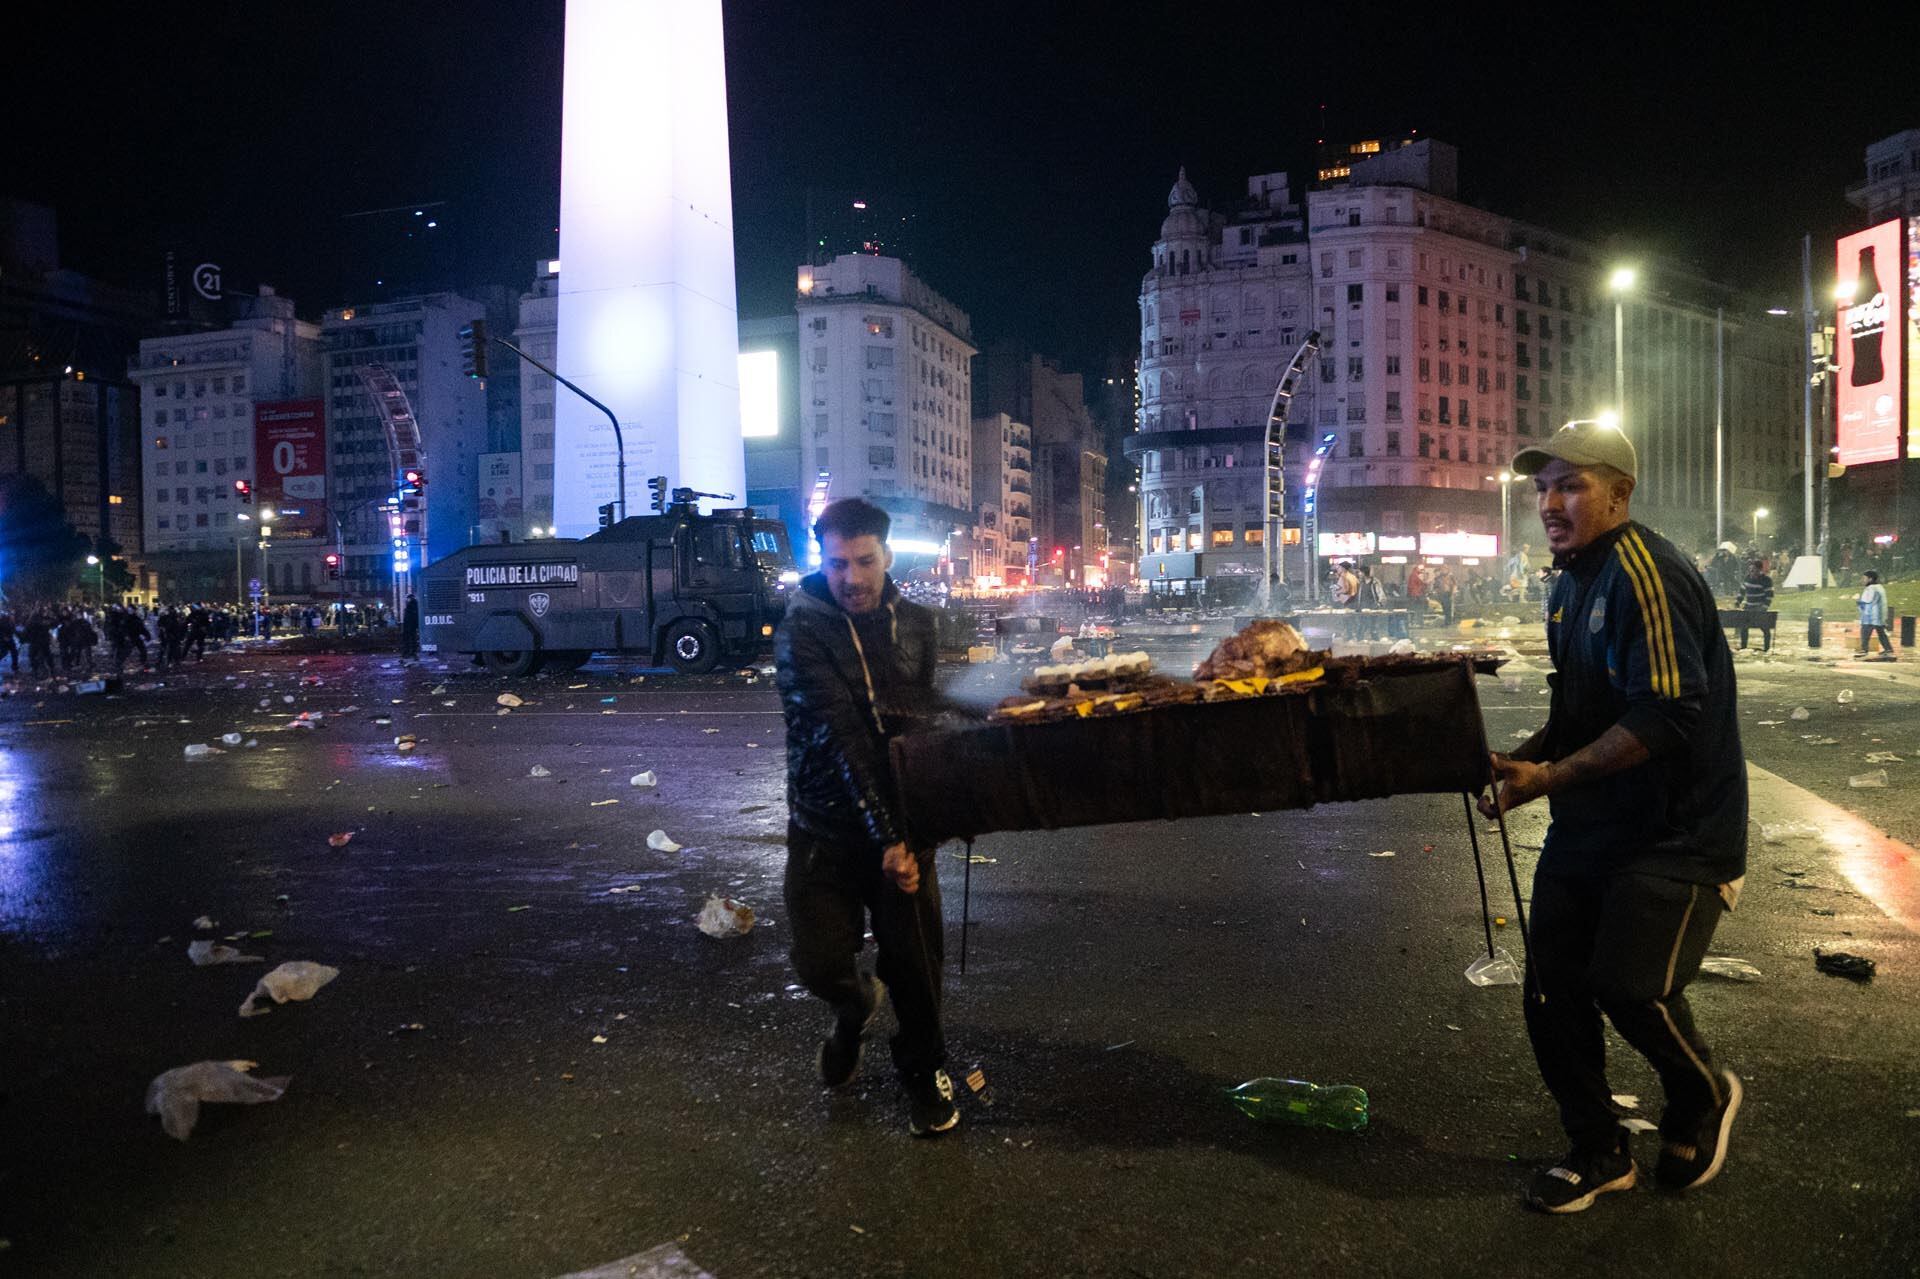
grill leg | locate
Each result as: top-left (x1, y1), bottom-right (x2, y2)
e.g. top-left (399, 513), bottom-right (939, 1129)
top-left (1461, 793), bottom-right (1496, 959)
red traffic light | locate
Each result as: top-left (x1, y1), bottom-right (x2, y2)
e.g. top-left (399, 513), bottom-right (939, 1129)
top-left (233, 480), bottom-right (252, 502)
top-left (324, 553), bottom-right (340, 567)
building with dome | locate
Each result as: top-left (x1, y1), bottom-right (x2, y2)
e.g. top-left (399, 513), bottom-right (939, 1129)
top-left (1129, 167), bottom-right (1312, 592)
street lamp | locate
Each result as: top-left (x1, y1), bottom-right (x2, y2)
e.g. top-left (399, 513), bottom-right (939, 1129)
top-left (1497, 472), bottom-right (1513, 562)
top-left (85, 553), bottom-right (103, 602)
top-left (1608, 267), bottom-right (1636, 433)
top-left (1753, 507), bottom-right (1768, 544)
top-left (234, 513), bottom-right (253, 606)
top-left (258, 509), bottom-right (275, 604)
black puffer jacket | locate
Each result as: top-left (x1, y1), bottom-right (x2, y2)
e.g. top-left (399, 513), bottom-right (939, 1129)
top-left (775, 573), bottom-right (943, 850)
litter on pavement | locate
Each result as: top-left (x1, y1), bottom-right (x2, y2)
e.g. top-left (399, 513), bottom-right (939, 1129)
top-left (145, 1060), bottom-right (290, 1141)
top-left (1790, 707), bottom-right (1811, 721)
top-left (1465, 948), bottom-right (1521, 987)
top-left (696, 894), bottom-right (754, 938)
top-left (630, 770), bottom-right (658, 788)
top-left (549, 1243), bottom-right (715, 1279)
top-left (1697, 955), bottom-right (1763, 982)
top-left (497, 693), bottom-right (524, 708)
top-left (1837, 689), bottom-right (1855, 704)
top-left (647, 829), bottom-right (683, 852)
top-left (188, 940), bottom-right (264, 966)
top-left (530, 764), bottom-right (552, 778)
top-left (220, 732), bottom-right (243, 746)
top-left (182, 743), bottom-right (221, 760)
top-left (238, 961), bottom-right (340, 1017)
top-left (1848, 769), bottom-right (1889, 789)
top-left (328, 832), bottom-right (354, 847)
top-left (1813, 948), bottom-right (1876, 982)
top-left (1864, 751), bottom-right (1904, 764)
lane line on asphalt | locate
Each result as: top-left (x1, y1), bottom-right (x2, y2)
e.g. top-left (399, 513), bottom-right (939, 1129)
top-left (1748, 762), bottom-right (1920, 935)
top-left (411, 710), bottom-right (783, 717)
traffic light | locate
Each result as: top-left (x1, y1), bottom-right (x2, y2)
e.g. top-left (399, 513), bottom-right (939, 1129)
top-left (598, 501), bottom-right (617, 528)
top-left (458, 319), bottom-right (488, 379)
top-left (647, 475), bottom-right (668, 513)
top-left (402, 467), bottom-right (425, 492)
top-left (233, 479), bottom-right (252, 503)
top-left (324, 553), bottom-right (341, 580)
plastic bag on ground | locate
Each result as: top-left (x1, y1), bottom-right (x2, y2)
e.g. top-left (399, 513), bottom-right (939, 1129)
top-left (238, 961), bottom-right (340, 1017)
top-left (1837, 689), bottom-right (1855, 704)
top-left (1813, 948), bottom-right (1876, 982)
top-left (145, 1060), bottom-right (290, 1140)
top-left (1465, 947), bottom-right (1522, 987)
top-left (183, 743), bottom-right (220, 760)
top-left (696, 894), bottom-right (755, 938)
top-left (550, 1243), bottom-right (715, 1279)
top-left (188, 940), bottom-right (263, 966)
top-left (1697, 955), bottom-right (1763, 982)
top-left (1789, 706), bottom-right (1811, 721)
top-left (530, 764), bottom-right (552, 778)
top-left (647, 829), bottom-right (683, 853)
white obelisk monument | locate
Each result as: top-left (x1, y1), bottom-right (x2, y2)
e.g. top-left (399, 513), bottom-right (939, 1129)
top-left (553, 0), bottom-right (744, 532)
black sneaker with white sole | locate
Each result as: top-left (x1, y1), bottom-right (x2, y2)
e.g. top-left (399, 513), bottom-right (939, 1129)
top-left (905, 1069), bottom-right (960, 1137)
top-left (1656, 1068), bottom-right (1743, 1191)
top-left (1525, 1137), bottom-right (1638, 1214)
top-left (816, 975), bottom-right (885, 1089)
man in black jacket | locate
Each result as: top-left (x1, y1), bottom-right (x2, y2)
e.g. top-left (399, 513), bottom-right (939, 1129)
top-left (775, 497), bottom-right (958, 1137)
top-left (1482, 421), bottom-right (1745, 1214)
top-left (1735, 559), bottom-right (1774, 652)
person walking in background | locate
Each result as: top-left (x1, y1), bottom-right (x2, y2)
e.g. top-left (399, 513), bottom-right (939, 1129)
top-left (1857, 570), bottom-right (1894, 660)
top-left (1434, 567), bottom-right (1458, 626)
top-left (1735, 559), bottom-right (1773, 653)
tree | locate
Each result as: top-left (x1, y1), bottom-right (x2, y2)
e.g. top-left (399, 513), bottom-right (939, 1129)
top-left (0, 474), bottom-right (92, 602)
top-left (95, 535), bottom-right (136, 596)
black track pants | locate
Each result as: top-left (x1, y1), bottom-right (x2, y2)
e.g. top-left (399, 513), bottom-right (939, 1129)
top-left (1524, 870), bottom-right (1730, 1151)
top-left (783, 822), bottom-right (945, 1081)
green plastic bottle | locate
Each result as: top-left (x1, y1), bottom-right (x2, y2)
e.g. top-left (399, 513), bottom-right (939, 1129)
top-left (1227, 1077), bottom-right (1369, 1132)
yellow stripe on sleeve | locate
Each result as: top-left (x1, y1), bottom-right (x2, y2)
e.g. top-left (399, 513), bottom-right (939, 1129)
top-left (1615, 532), bottom-right (1678, 697)
top-left (1626, 530), bottom-right (1683, 697)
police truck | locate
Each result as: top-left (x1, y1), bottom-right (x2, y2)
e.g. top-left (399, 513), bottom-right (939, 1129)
top-left (418, 492), bottom-right (798, 675)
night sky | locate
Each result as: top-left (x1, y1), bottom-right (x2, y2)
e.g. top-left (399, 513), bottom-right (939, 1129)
top-left (11, 1), bottom-right (1911, 374)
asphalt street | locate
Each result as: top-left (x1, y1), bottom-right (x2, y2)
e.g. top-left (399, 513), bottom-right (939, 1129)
top-left (0, 631), bottom-right (1915, 1278)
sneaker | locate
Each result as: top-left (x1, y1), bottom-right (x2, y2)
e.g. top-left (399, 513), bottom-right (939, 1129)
top-left (905, 1069), bottom-right (960, 1137)
top-left (1656, 1069), bottom-right (1743, 1191)
top-left (1525, 1138), bottom-right (1638, 1214)
top-left (816, 975), bottom-right (885, 1088)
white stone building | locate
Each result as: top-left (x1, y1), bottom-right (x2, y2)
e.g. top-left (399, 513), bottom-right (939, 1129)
top-left (795, 254), bottom-right (976, 551)
top-left (971, 411), bottom-right (1033, 585)
top-left (130, 287), bottom-right (323, 555)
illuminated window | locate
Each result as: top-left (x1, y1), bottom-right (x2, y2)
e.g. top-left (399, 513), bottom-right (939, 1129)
top-left (1212, 526), bottom-right (1234, 547)
top-left (1243, 526), bottom-right (1264, 545)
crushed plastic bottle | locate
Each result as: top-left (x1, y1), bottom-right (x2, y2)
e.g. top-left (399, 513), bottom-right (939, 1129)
top-left (1227, 1077), bottom-right (1369, 1132)
top-left (1848, 769), bottom-right (1889, 789)
top-left (1697, 955), bottom-right (1763, 982)
top-left (1465, 947), bottom-right (1522, 987)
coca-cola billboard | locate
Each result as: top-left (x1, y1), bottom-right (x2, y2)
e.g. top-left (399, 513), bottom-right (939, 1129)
top-left (1835, 220), bottom-right (1903, 466)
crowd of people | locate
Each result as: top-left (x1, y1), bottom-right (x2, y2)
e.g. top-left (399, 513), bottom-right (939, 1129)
top-left (0, 598), bottom-right (402, 681)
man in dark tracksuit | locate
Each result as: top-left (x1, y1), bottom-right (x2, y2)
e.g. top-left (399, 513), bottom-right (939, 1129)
top-left (1483, 420), bottom-right (1746, 1214)
top-left (776, 497), bottom-right (959, 1137)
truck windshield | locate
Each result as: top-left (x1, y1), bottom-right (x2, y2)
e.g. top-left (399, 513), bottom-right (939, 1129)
top-left (750, 522), bottom-right (794, 569)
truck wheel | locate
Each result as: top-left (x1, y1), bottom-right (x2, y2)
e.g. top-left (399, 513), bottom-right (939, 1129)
top-left (482, 649), bottom-right (540, 677)
top-left (543, 649), bottom-right (592, 673)
top-left (665, 621), bottom-right (719, 674)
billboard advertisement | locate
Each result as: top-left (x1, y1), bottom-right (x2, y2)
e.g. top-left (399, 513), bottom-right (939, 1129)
top-left (477, 452), bottom-right (523, 522)
top-left (1908, 217), bottom-right (1920, 458)
top-left (253, 399), bottom-right (327, 540)
top-left (1835, 220), bottom-right (1903, 466)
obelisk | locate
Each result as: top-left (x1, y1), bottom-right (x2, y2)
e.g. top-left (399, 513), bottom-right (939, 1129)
top-left (553, 0), bottom-right (744, 532)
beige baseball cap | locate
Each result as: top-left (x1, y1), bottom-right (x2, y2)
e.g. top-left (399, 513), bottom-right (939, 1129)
top-left (1510, 419), bottom-right (1637, 481)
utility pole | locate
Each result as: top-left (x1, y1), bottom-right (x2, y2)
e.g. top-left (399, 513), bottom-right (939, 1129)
top-left (1801, 235), bottom-right (1816, 566)
top-left (1714, 307), bottom-right (1724, 546)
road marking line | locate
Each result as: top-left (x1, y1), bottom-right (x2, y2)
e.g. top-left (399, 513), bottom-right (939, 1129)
top-left (1748, 762), bottom-right (1920, 934)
